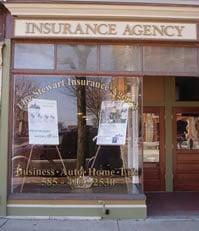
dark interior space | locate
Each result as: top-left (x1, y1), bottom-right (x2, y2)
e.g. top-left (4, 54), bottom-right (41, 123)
top-left (176, 77), bottom-right (199, 101)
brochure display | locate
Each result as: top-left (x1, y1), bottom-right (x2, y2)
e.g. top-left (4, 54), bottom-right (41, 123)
top-left (28, 99), bottom-right (59, 145)
top-left (20, 99), bottom-right (66, 192)
top-left (97, 101), bottom-right (129, 145)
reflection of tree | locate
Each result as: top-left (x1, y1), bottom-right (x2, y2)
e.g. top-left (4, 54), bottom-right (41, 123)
top-left (60, 46), bottom-right (113, 168)
top-left (61, 46), bottom-right (91, 169)
top-left (15, 78), bottom-right (37, 107)
top-left (86, 78), bottom-right (107, 125)
top-left (74, 46), bottom-right (90, 169)
top-left (66, 76), bottom-right (110, 169)
top-left (76, 76), bottom-right (87, 169)
top-left (63, 76), bottom-right (108, 126)
top-left (61, 46), bottom-right (137, 170)
top-left (15, 78), bottom-right (39, 137)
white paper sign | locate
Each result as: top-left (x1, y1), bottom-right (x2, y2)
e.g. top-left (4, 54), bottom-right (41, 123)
top-left (28, 99), bottom-right (59, 145)
top-left (97, 101), bottom-right (129, 145)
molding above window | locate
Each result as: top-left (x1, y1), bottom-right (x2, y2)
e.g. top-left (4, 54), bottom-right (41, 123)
top-left (4, 3), bottom-right (199, 20)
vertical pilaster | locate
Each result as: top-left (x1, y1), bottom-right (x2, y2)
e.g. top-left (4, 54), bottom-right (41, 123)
top-left (0, 39), bottom-right (11, 216)
top-left (164, 77), bottom-right (175, 192)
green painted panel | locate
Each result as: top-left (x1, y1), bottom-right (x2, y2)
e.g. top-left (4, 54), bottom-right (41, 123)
top-left (164, 77), bottom-right (174, 192)
top-left (0, 39), bottom-right (11, 216)
top-left (7, 205), bottom-right (146, 219)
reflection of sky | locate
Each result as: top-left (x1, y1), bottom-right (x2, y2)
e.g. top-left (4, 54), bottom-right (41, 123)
top-left (18, 76), bottom-right (77, 127)
top-left (14, 44), bottom-right (54, 69)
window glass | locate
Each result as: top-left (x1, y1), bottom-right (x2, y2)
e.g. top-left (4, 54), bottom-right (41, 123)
top-left (143, 113), bottom-right (160, 162)
top-left (176, 77), bottom-right (199, 101)
top-left (143, 47), bottom-right (198, 74)
top-left (100, 45), bottom-right (142, 71)
top-left (11, 75), bottom-right (143, 194)
top-left (176, 113), bottom-right (199, 150)
top-left (13, 43), bottom-right (199, 76)
top-left (14, 44), bottom-right (54, 69)
top-left (57, 45), bottom-right (97, 71)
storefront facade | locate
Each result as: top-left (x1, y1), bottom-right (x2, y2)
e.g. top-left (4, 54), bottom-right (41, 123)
top-left (0, 0), bottom-right (199, 219)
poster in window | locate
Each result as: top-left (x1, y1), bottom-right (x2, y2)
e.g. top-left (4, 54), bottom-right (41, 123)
top-left (28, 99), bottom-right (59, 145)
top-left (97, 101), bottom-right (129, 145)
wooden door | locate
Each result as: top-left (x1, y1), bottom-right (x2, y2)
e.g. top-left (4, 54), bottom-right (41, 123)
top-left (143, 107), bottom-right (165, 191)
top-left (173, 108), bottom-right (199, 191)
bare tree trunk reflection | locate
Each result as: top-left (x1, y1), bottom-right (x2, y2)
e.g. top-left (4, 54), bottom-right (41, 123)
top-left (76, 77), bottom-right (87, 169)
top-left (73, 46), bottom-right (91, 169)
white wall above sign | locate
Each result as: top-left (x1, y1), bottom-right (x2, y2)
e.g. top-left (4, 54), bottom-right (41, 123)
top-left (14, 19), bottom-right (197, 41)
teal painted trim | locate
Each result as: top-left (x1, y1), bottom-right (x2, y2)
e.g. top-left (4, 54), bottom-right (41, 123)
top-left (164, 77), bottom-right (174, 192)
top-left (0, 40), bottom-right (11, 216)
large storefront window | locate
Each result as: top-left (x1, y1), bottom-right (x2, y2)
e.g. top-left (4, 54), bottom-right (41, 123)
top-left (11, 74), bottom-right (143, 194)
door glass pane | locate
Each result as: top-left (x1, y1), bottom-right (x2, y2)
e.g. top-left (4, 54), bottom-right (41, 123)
top-left (57, 45), bottom-right (97, 71)
top-left (14, 44), bottom-right (55, 69)
top-left (143, 112), bottom-right (160, 162)
top-left (11, 75), bottom-right (143, 194)
top-left (100, 45), bottom-right (142, 71)
top-left (176, 113), bottom-right (199, 149)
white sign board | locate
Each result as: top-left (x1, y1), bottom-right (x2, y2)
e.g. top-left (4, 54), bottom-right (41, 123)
top-left (28, 99), bottom-right (59, 145)
top-left (97, 101), bottom-right (129, 145)
top-left (14, 19), bottom-right (197, 41)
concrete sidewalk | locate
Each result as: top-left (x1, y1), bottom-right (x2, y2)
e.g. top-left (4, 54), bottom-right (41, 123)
top-left (1, 217), bottom-right (199, 231)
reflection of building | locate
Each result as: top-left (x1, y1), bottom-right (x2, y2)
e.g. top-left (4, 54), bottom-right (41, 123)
top-left (143, 113), bottom-right (159, 142)
top-left (0, 0), bottom-right (199, 220)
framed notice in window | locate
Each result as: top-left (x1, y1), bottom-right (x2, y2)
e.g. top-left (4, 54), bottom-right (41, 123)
top-left (28, 99), bottom-right (59, 145)
top-left (97, 101), bottom-right (129, 145)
